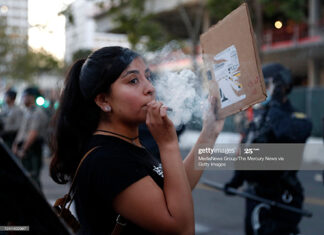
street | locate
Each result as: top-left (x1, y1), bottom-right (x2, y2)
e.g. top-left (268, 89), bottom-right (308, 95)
top-left (193, 169), bottom-right (324, 235)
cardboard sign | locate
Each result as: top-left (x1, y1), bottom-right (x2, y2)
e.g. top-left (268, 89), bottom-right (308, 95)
top-left (200, 3), bottom-right (266, 119)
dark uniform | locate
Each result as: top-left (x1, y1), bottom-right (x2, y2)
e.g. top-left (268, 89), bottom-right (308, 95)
top-left (225, 63), bottom-right (312, 235)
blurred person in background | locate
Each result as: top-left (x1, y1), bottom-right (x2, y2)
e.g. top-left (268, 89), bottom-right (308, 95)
top-left (225, 63), bottom-right (312, 235)
top-left (12, 87), bottom-right (49, 189)
top-left (0, 89), bottom-right (23, 148)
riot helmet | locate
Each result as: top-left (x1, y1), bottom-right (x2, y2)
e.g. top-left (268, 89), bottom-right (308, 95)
top-left (261, 63), bottom-right (292, 104)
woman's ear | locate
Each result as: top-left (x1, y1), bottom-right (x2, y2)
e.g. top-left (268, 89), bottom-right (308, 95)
top-left (94, 93), bottom-right (111, 112)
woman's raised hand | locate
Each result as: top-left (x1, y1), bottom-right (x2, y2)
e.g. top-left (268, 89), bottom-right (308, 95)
top-left (146, 100), bottom-right (178, 147)
top-left (202, 95), bottom-right (225, 138)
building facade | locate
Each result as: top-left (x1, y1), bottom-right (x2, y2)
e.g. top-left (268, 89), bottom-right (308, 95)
top-left (0, 0), bottom-right (28, 45)
top-left (0, 0), bottom-right (28, 90)
top-left (64, 0), bottom-right (130, 63)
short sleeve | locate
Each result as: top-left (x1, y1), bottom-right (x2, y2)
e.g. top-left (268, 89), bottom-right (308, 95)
top-left (30, 108), bottom-right (47, 133)
top-left (88, 147), bottom-right (149, 202)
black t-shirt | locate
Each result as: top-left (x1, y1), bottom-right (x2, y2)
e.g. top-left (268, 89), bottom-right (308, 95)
top-left (74, 135), bottom-right (164, 235)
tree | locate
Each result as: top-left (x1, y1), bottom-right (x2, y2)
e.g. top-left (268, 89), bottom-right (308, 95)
top-left (72, 49), bottom-right (93, 61)
top-left (83, 0), bottom-right (307, 68)
top-left (106, 0), bottom-right (171, 51)
top-left (58, 4), bottom-right (74, 25)
top-left (104, 0), bottom-right (207, 72)
top-left (206, 0), bottom-right (243, 20)
top-left (206, 0), bottom-right (307, 43)
top-left (0, 15), bottom-right (14, 78)
top-left (106, 0), bottom-right (307, 47)
top-left (0, 14), bottom-right (62, 81)
top-left (261, 0), bottom-right (306, 23)
top-left (10, 47), bottom-right (63, 81)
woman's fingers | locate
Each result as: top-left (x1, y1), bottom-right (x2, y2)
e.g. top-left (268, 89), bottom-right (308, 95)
top-left (146, 101), bottom-right (177, 146)
top-left (146, 107), bottom-right (151, 125)
top-left (152, 102), bottom-right (163, 120)
top-left (147, 101), bottom-right (164, 123)
top-left (146, 101), bottom-right (157, 126)
top-left (160, 105), bottom-right (167, 117)
top-left (208, 95), bottom-right (221, 120)
top-left (146, 101), bottom-right (173, 129)
top-left (203, 94), bottom-right (226, 137)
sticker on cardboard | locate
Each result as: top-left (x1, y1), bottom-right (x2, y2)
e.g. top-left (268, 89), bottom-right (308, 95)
top-left (212, 45), bottom-right (246, 108)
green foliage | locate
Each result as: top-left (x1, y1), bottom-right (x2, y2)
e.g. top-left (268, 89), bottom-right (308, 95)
top-left (136, 16), bottom-right (171, 51)
top-left (72, 49), bottom-right (93, 61)
top-left (96, 0), bottom-right (307, 51)
top-left (0, 15), bottom-right (62, 81)
top-left (0, 17), bottom-right (10, 56)
top-left (206, 0), bottom-right (306, 23)
top-left (0, 16), bottom-right (13, 77)
top-left (10, 47), bottom-right (63, 81)
top-left (261, 0), bottom-right (306, 22)
top-left (206, 0), bottom-right (244, 20)
top-left (107, 0), bottom-right (170, 51)
top-left (58, 5), bottom-right (74, 25)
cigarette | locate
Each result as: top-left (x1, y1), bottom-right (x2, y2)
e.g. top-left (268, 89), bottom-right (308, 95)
top-left (161, 105), bottom-right (173, 112)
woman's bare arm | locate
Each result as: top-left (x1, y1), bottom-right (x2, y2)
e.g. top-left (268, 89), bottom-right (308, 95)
top-left (184, 96), bottom-right (225, 190)
top-left (183, 128), bottom-right (220, 190)
top-left (113, 101), bottom-right (194, 235)
top-left (113, 174), bottom-right (193, 235)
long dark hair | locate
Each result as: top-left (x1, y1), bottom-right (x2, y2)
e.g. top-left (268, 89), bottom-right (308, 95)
top-left (50, 46), bottom-right (138, 184)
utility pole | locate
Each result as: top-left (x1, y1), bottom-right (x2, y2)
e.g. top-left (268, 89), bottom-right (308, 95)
top-left (307, 0), bottom-right (321, 87)
top-left (309, 0), bottom-right (321, 37)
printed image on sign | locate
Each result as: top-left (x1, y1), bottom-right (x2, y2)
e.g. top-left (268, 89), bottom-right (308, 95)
top-left (212, 45), bottom-right (246, 108)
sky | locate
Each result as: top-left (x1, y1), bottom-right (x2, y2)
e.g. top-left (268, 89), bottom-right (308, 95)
top-left (28, 0), bottom-right (75, 60)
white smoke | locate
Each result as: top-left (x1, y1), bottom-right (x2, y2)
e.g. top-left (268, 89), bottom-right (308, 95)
top-left (154, 69), bottom-right (208, 127)
top-left (147, 42), bottom-right (209, 127)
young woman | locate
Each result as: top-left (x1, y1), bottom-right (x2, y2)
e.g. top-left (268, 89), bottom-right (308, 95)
top-left (50, 46), bottom-right (225, 235)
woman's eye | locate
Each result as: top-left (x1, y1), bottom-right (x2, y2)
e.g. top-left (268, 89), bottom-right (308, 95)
top-left (129, 78), bottom-right (139, 84)
top-left (146, 74), bottom-right (153, 82)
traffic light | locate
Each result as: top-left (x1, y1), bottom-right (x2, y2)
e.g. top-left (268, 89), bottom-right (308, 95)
top-left (36, 96), bottom-right (45, 106)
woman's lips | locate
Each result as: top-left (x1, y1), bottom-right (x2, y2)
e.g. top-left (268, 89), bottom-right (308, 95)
top-left (142, 104), bottom-right (172, 112)
top-left (143, 100), bottom-right (155, 108)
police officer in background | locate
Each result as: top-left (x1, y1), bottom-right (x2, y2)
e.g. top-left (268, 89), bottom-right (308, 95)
top-left (12, 87), bottom-right (48, 189)
top-left (0, 89), bottom-right (23, 148)
top-left (225, 63), bottom-right (312, 235)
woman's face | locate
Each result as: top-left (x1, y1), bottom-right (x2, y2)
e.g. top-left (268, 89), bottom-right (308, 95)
top-left (108, 57), bottom-right (155, 124)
